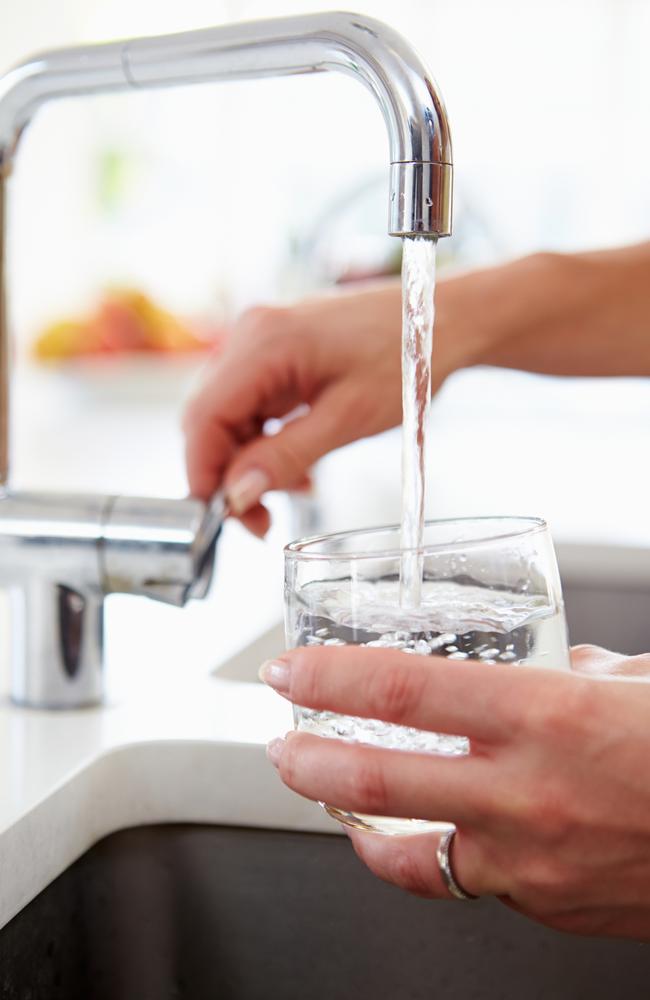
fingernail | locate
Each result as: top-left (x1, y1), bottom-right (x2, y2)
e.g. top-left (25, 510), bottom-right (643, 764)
top-left (226, 468), bottom-right (270, 515)
top-left (258, 659), bottom-right (290, 693)
top-left (266, 737), bottom-right (285, 767)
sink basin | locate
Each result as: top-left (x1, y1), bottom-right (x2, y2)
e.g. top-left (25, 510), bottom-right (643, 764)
top-left (559, 543), bottom-right (650, 655)
top-left (1, 823), bottom-right (648, 1000)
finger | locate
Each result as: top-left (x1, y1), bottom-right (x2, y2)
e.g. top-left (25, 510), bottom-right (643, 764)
top-left (571, 644), bottom-right (650, 679)
top-left (185, 310), bottom-right (301, 430)
top-left (223, 378), bottom-right (367, 515)
top-left (234, 483), bottom-right (309, 539)
top-left (570, 644), bottom-right (623, 674)
top-left (346, 827), bottom-right (497, 899)
top-left (264, 645), bottom-right (569, 743)
top-left (272, 731), bottom-right (491, 825)
top-left (237, 503), bottom-right (271, 539)
top-left (288, 474), bottom-right (313, 493)
top-left (184, 415), bottom-right (237, 501)
top-left (183, 323), bottom-right (305, 500)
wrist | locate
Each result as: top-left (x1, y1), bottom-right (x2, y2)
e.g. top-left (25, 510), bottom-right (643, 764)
top-left (438, 250), bottom-right (595, 375)
top-left (465, 252), bottom-right (566, 368)
top-left (432, 256), bottom-right (540, 377)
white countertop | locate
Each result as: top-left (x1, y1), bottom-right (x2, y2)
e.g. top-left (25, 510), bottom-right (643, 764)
top-left (0, 621), bottom-right (337, 932)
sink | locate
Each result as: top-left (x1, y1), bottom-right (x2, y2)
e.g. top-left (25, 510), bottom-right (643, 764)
top-left (1, 823), bottom-right (648, 1000)
top-left (558, 543), bottom-right (650, 655)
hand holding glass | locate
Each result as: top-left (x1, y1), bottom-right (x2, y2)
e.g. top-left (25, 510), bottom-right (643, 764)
top-left (284, 517), bottom-right (570, 836)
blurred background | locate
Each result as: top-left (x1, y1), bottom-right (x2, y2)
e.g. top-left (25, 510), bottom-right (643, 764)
top-left (1, 0), bottom-right (649, 676)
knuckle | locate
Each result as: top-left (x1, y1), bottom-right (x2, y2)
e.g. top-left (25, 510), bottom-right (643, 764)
top-left (371, 661), bottom-right (420, 725)
top-left (388, 849), bottom-right (434, 898)
top-left (527, 676), bottom-right (594, 743)
top-left (621, 653), bottom-right (650, 679)
top-left (240, 305), bottom-right (292, 345)
top-left (471, 780), bottom-right (509, 824)
top-left (499, 773), bottom-right (576, 849)
top-left (570, 644), bottom-right (610, 676)
top-left (349, 759), bottom-right (389, 816)
top-left (291, 651), bottom-right (320, 707)
top-left (335, 385), bottom-right (363, 426)
top-left (528, 793), bottom-right (573, 846)
top-left (508, 776), bottom-right (576, 847)
top-left (571, 643), bottom-right (602, 662)
top-left (331, 380), bottom-right (379, 440)
top-left (514, 853), bottom-right (572, 905)
top-left (272, 435), bottom-right (310, 482)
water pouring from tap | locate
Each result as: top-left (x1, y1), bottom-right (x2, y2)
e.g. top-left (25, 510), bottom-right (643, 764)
top-left (399, 236), bottom-right (437, 608)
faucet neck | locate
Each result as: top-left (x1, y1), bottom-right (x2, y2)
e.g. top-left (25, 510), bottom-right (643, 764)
top-left (0, 14), bottom-right (451, 174)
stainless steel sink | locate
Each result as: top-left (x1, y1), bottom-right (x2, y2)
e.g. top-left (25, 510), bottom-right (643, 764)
top-left (1, 823), bottom-right (648, 999)
top-left (558, 543), bottom-right (650, 655)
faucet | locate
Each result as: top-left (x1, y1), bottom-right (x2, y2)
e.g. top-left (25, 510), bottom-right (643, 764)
top-left (0, 12), bottom-right (452, 708)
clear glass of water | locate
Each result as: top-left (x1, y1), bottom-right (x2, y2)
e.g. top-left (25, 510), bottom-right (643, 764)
top-left (284, 517), bottom-right (570, 836)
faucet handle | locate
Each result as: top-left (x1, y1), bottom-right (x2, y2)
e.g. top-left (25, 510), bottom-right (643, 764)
top-left (0, 489), bottom-right (226, 707)
top-left (101, 493), bottom-right (225, 607)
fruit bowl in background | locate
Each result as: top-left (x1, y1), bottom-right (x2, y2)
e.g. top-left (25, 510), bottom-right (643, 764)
top-left (33, 351), bottom-right (213, 406)
top-left (30, 288), bottom-right (225, 405)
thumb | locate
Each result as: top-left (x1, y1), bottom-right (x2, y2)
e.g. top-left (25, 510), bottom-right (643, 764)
top-left (224, 380), bottom-right (359, 515)
top-left (571, 644), bottom-right (650, 679)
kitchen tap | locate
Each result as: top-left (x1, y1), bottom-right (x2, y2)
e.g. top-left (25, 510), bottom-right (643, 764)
top-left (0, 11), bottom-right (452, 708)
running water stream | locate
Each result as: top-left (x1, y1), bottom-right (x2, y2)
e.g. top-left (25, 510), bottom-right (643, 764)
top-left (399, 236), bottom-right (437, 607)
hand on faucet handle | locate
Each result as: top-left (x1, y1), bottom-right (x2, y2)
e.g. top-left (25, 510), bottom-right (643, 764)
top-left (183, 285), bottom-right (408, 537)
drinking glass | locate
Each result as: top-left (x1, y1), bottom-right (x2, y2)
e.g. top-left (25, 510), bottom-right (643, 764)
top-left (284, 517), bottom-right (570, 836)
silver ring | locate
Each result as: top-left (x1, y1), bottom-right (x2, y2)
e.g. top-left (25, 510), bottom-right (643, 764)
top-left (436, 828), bottom-right (478, 901)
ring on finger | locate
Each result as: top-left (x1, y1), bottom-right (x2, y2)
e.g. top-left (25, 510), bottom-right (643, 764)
top-left (436, 828), bottom-right (479, 901)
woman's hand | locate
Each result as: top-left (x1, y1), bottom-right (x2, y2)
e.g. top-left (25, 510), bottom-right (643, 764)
top-left (260, 644), bottom-right (650, 940)
top-left (184, 283), bottom-right (402, 536)
top-left (182, 274), bottom-right (493, 536)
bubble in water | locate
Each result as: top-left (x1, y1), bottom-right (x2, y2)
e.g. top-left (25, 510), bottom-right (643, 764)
top-left (291, 578), bottom-right (570, 766)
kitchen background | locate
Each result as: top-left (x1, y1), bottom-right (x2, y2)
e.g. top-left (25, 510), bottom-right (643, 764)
top-left (1, 0), bottom-right (648, 685)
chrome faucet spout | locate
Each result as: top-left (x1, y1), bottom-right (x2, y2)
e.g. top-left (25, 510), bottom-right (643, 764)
top-left (0, 12), bottom-right (452, 229)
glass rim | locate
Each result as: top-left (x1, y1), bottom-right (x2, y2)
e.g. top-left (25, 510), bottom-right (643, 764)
top-left (284, 515), bottom-right (548, 562)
